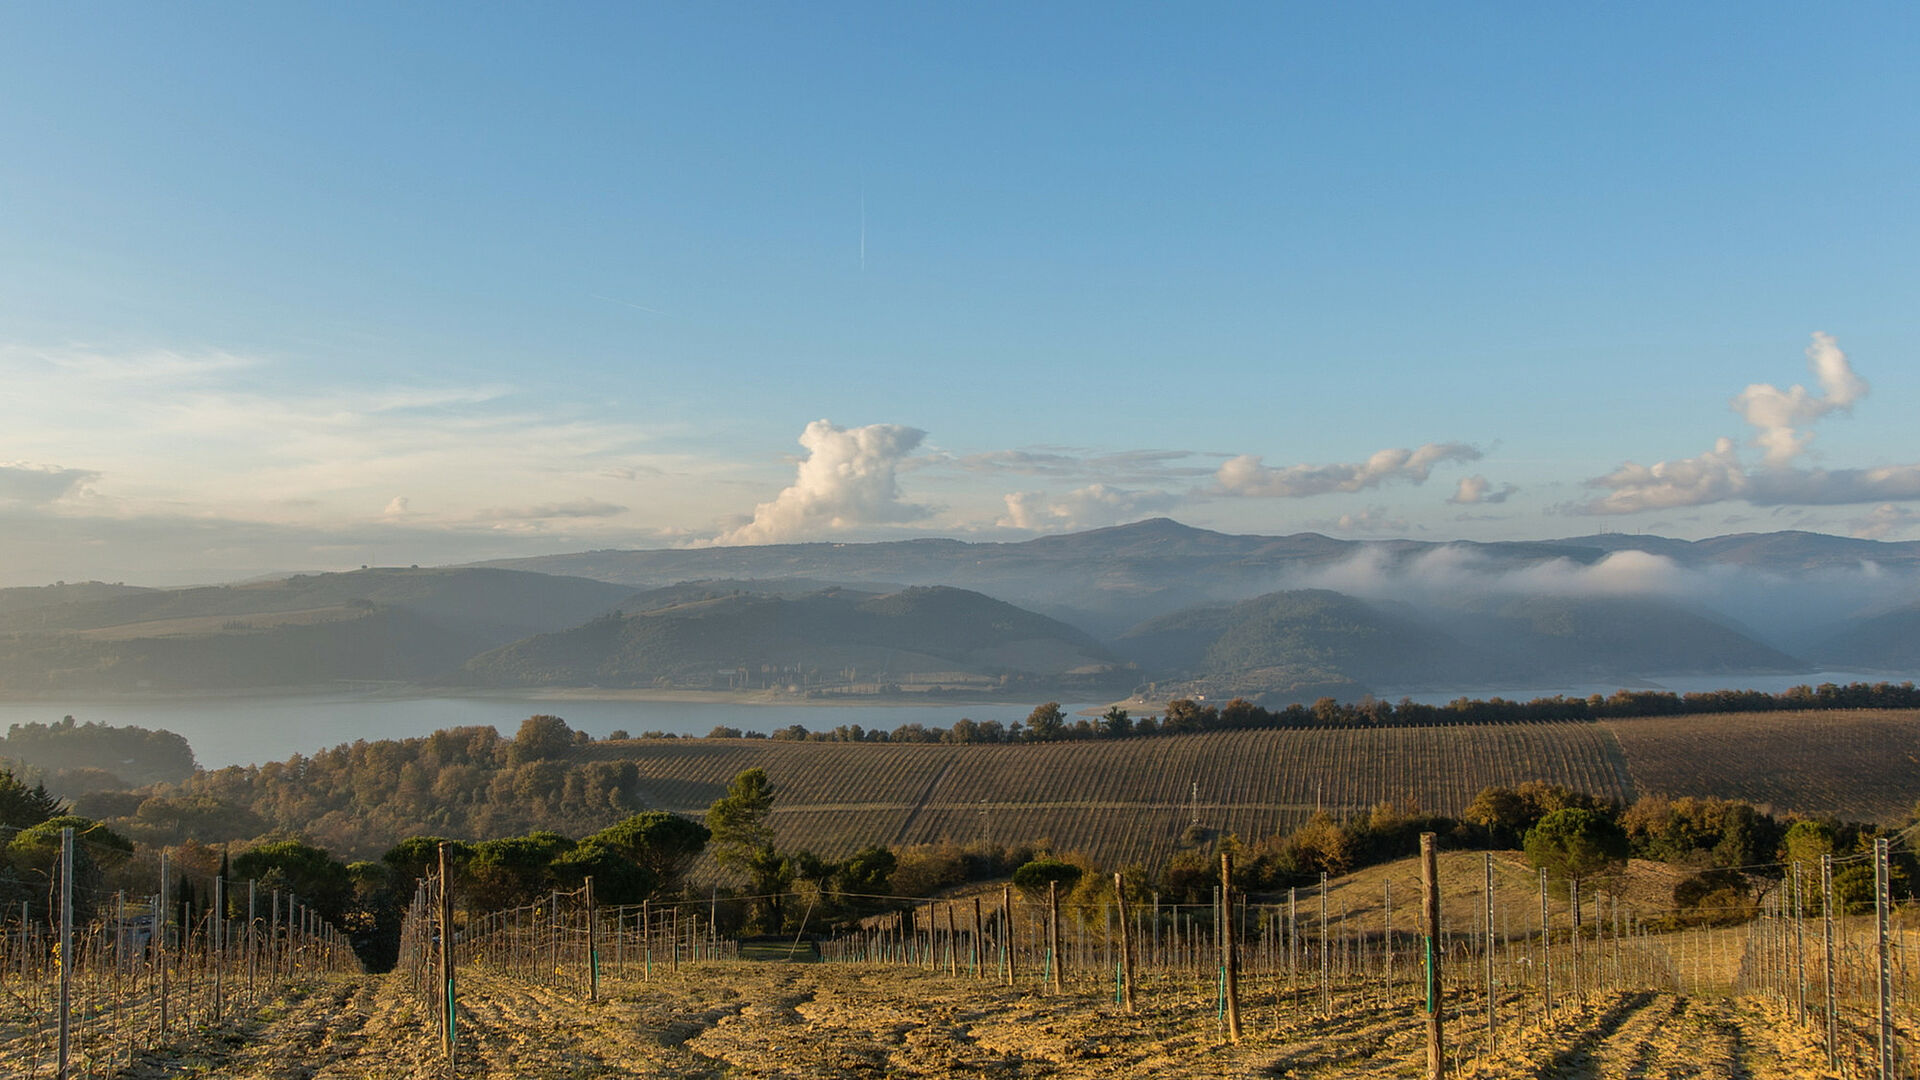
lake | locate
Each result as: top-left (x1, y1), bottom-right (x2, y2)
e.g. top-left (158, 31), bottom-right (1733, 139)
top-left (0, 693), bottom-right (1080, 769)
top-left (1, 669), bottom-right (1909, 770)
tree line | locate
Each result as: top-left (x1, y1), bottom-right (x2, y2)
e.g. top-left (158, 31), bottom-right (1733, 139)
top-left (728, 680), bottom-right (1920, 745)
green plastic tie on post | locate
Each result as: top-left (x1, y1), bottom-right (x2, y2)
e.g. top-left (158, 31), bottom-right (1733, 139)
top-left (1424, 936), bottom-right (1437, 1015)
top-left (1217, 965), bottom-right (1227, 1020)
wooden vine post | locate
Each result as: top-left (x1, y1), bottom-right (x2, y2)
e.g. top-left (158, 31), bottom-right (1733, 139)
top-left (1822, 854), bottom-right (1837, 1069)
top-left (213, 873), bottom-right (225, 1023)
top-left (1421, 832), bottom-right (1444, 1080)
top-left (1002, 884), bottom-right (1015, 986)
top-left (159, 852), bottom-right (172, 1036)
top-left (1221, 852), bottom-right (1242, 1042)
top-left (972, 896), bottom-right (984, 979)
top-left (1048, 881), bottom-right (1063, 993)
top-left (585, 876), bottom-right (599, 1003)
top-left (1875, 837), bottom-right (1893, 1080)
top-left (439, 842), bottom-right (457, 1067)
top-left (1483, 852), bottom-right (1495, 1051)
top-left (945, 902), bottom-right (958, 976)
top-left (1114, 872), bottom-right (1136, 1013)
top-left (1538, 867), bottom-right (1552, 1020)
top-left (57, 826), bottom-right (72, 1080)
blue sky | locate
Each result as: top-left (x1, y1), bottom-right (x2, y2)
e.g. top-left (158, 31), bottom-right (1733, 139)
top-left (3, 4), bottom-right (1918, 585)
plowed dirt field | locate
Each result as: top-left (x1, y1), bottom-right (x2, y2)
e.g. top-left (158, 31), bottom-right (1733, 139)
top-left (65, 963), bottom-right (1864, 1079)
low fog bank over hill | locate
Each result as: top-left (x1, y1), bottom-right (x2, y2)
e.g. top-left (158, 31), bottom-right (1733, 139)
top-left (1116, 588), bottom-right (1808, 705)
top-left (478, 519), bottom-right (1920, 660)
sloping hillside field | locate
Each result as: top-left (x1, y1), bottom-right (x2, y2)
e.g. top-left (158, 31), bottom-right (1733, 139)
top-left (1606, 708), bottom-right (1920, 824)
top-left (579, 709), bottom-right (1919, 866)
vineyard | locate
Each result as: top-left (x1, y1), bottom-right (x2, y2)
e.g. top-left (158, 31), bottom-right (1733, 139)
top-left (0, 833), bottom-right (361, 1079)
top-left (1603, 709), bottom-right (1920, 824)
top-left (392, 836), bottom-right (1920, 1078)
top-left (578, 709), bottom-right (1920, 866)
top-left (6, 711), bottom-right (1918, 1077)
top-left (4, 834), bottom-right (1914, 1078)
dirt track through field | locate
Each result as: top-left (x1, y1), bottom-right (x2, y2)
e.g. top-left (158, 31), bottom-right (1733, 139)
top-left (47, 965), bottom-right (1860, 1079)
top-left (1460, 991), bottom-right (1841, 1080)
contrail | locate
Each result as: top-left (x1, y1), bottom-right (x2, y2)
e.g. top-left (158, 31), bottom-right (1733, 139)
top-left (589, 294), bottom-right (666, 316)
top-left (859, 189), bottom-right (867, 272)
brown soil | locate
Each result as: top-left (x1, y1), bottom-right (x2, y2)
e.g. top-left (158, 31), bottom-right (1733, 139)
top-left (11, 963), bottom-right (1865, 1079)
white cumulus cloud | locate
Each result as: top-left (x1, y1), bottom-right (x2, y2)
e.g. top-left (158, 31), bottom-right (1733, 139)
top-left (1582, 437), bottom-right (1749, 514)
top-left (1216, 443), bottom-right (1480, 498)
top-left (1582, 439), bottom-right (1920, 516)
top-left (711, 420), bottom-right (930, 545)
top-left (1731, 332), bottom-right (1869, 466)
top-left (997, 484), bottom-right (1182, 532)
top-left (1447, 475), bottom-right (1517, 505)
top-left (1580, 334), bottom-right (1913, 515)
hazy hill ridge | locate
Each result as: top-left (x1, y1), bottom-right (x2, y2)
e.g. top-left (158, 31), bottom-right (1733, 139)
top-left (4, 521), bottom-right (1917, 697)
top-left (1115, 588), bottom-right (1804, 702)
top-left (457, 585), bottom-right (1121, 692)
top-left (0, 567), bottom-right (640, 693)
top-left (474, 519), bottom-right (1920, 636)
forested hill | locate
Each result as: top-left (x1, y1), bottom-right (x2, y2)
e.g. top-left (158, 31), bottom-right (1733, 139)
top-left (0, 567), bottom-right (639, 693)
top-left (456, 585), bottom-right (1122, 690)
top-left (1115, 589), bottom-right (1803, 703)
top-left (1115, 590), bottom-right (1479, 702)
top-left (0, 566), bottom-right (636, 641)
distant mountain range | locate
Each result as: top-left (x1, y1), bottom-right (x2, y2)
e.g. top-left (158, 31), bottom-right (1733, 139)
top-left (2, 520), bottom-right (1916, 701)
top-left (474, 519), bottom-right (1920, 638)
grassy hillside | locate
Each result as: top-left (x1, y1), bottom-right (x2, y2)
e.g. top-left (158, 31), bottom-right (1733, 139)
top-left (459, 586), bottom-right (1121, 690)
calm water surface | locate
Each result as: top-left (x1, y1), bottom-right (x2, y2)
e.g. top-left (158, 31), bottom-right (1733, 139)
top-left (0, 694), bottom-right (1077, 769)
top-left (2, 669), bottom-right (1909, 770)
